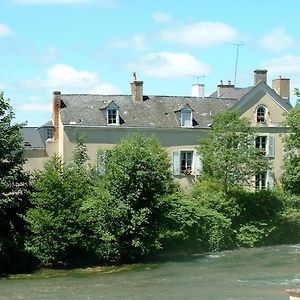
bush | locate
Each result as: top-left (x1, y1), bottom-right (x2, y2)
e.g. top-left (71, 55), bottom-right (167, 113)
top-left (160, 192), bottom-right (234, 252)
top-left (236, 222), bottom-right (277, 247)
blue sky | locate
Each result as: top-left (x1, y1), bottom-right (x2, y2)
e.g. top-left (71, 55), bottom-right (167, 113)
top-left (1, 0), bottom-right (300, 126)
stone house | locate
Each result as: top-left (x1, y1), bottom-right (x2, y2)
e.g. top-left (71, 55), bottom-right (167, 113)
top-left (21, 70), bottom-right (293, 189)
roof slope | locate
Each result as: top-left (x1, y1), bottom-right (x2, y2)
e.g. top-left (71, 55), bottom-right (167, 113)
top-left (209, 86), bottom-right (253, 99)
top-left (59, 94), bottom-right (238, 128)
top-left (21, 127), bottom-right (44, 148)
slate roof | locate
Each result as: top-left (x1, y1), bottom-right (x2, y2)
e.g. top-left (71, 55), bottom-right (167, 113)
top-left (59, 94), bottom-right (239, 129)
top-left (20, 127), bottom-right (45, 148)
top-left (209, 86), bottom-right (253, 99)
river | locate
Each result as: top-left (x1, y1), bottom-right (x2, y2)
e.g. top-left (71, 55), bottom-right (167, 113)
top-left (1, 244), bottom-right (300, 300)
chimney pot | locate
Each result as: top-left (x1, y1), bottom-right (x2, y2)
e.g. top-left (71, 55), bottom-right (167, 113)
top-left (130, 73), bottom-right (143, 102)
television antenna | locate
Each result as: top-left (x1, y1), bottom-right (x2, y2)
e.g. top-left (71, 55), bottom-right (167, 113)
top-left (228, 41), bottom-right (244, 86)
top-left (186, 74), bottom-right (206, 84)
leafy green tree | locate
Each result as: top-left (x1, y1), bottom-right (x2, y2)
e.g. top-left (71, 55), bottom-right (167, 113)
top-left (83, 134), bottom-right (175, 261)
top-left (25, 141), bottom-right (95, 265)
top-left (197, 111), bottom-right (269, 194)
top-left (282, 89), bottom-right (300, 194)
top-left (0, 92), bottom-right (31, 272)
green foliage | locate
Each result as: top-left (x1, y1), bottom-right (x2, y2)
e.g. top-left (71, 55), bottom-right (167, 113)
top-left (236, 222), bottom-right (277, 247)
top-left (282, 90), bottom-right (300, 194)
top-left (160, 192), bottom-right (234, 252)
top-left (191, 181), bottom-right (299, 248)
top-left (25, 146), bottom-right (95, 265)
top-left (197, 111), bottom-right (269, 194)
top-left (0, 92), bottom-right (31, 272)
top-left (82, 134), bottom-right (175, 261)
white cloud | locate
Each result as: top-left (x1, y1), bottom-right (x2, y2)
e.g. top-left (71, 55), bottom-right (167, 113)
top-left (18, 99), bottom-right (52, 112)
top-left (22, 64), bottom-right (121, 94)
top-left (262, 55), bottom-right (300, 76)
top-left (151, 11), bottom-right (173, 24)
top-left (110, 34), bottom-right (147, 51)
top-left (260, 27), bottom-right (294, 52)
top-left (0, 24), bottom-right (12, 36)
top-left (127, 52), bottom-right (211, 79)
top-left (13, 0), bottom-right (116, 5)
top-left (159, 22), bottom-right (237, 47)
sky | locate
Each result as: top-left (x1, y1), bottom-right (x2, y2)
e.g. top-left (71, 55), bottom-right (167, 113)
top-left (1, 0), bottom-right (300, 126)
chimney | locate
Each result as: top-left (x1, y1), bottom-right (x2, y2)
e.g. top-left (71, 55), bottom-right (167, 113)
top-left (130, 72), bottom-right (143, 102)
top-left (217, 80), bottom-right (235, 97)
top-left (254, 69), bottom-right (267, 85)
top-left (272, 76), bottom-right (290, 101)
top-left (192, 83), bottom-right (205, 97)
top-left (52, 91), bottom-right (61, 141)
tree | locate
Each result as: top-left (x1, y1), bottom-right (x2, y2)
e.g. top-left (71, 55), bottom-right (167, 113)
top-left (197, 111), bottom-right (269, 194)
top-left (0, 92), bottom-right (31, 272)
top-left (25, 141), bottom-right (95, 265)
top-left (83, 134), bottom-right (175, 261)
top-left (282, 89), bottom-right (300, 194)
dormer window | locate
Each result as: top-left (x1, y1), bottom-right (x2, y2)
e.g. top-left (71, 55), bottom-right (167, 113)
top-left (180, 105), bottom-right (193, 127)
top-left (46, 128), bottom-right (54, 139)
top-left (256, 106), bottom-right (266, 123)
top-left (106, 102), bottom-right (120, 125)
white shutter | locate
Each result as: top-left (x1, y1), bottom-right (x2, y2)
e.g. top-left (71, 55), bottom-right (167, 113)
top-left (194, 152), bottom-right (202, 176)
top-left (268, 136), bottom-right (275, 158)
top-left (98, 151), bottom-right (106, 176)
top-left (267, 171), bottom-right (274, 189)
top-left (172, 151), bottom-right (181, 176)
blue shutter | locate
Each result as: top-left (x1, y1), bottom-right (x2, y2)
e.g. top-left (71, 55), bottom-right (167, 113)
top-left (98, 151), bottom-right (106, 176)
top-left (268, 136), bottom-right (275, 158)
top-left (267, 171), bottom-right (274, 189)
top-left (194, 152), bottom-right (202, 176)
top-left (172, 151), bottom-right (180, 176)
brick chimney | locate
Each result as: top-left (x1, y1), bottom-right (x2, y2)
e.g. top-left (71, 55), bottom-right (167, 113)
top-left (217, 80), bottom-right (235, 97)
top-left (272, 76), bottom-right (290, 101)
top-left (254, 70), bottom-right (267, 85)
top-left (130, 72), bottom-right (143, 102)
top-left (52, 91), bottom-right (61, 141)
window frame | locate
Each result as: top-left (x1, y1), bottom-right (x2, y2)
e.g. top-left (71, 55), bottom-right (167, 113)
top-left (256, 105), bottom-right (267, 124)
top-left (180, 151), bottom-right (193, 175)
top-left (106, 102), bottom-right (120, 125)
top-left (180, 106), bottom-right (193, 127)
top-left (255, 173), bottom-right (267, 190)
top-left (255, 136), bottom-right (267, 156)
top-left (46, 128), bottom-right (54, 139)
top-left (172, 150), bottom-right (202, 176)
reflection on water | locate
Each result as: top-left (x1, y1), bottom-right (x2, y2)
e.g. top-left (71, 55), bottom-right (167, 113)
top-left (1, 244), bottom-right (300, 300)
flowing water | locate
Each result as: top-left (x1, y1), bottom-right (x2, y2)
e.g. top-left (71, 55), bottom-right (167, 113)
top-left (1, 244), bottom-right (300, 300)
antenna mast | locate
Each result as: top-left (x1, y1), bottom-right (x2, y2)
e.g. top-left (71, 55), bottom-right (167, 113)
top-left (229, 41), bottom-right (244, 86)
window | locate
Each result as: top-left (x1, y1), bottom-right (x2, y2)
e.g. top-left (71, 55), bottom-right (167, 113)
top-left (172, 150), bottom-right (202, 176)
top-left (256, 173), bottom-right (267, 190)
top-left (46, 128), bottom-right (54, 139)
top-left (107, 108), bottom-right (117, 124)
top-left (256, 136), bottom-right (267, 155)
top-left (105, 102), bottom-right (119, 125)
top-left (180, 106), bottom-right (193, 127)
top-left (181, 151), bottom-right (193, 174)
top-left (256, 106), bottom-right (266, 123)
top-left (255, 136), bottom-right (275, 158)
